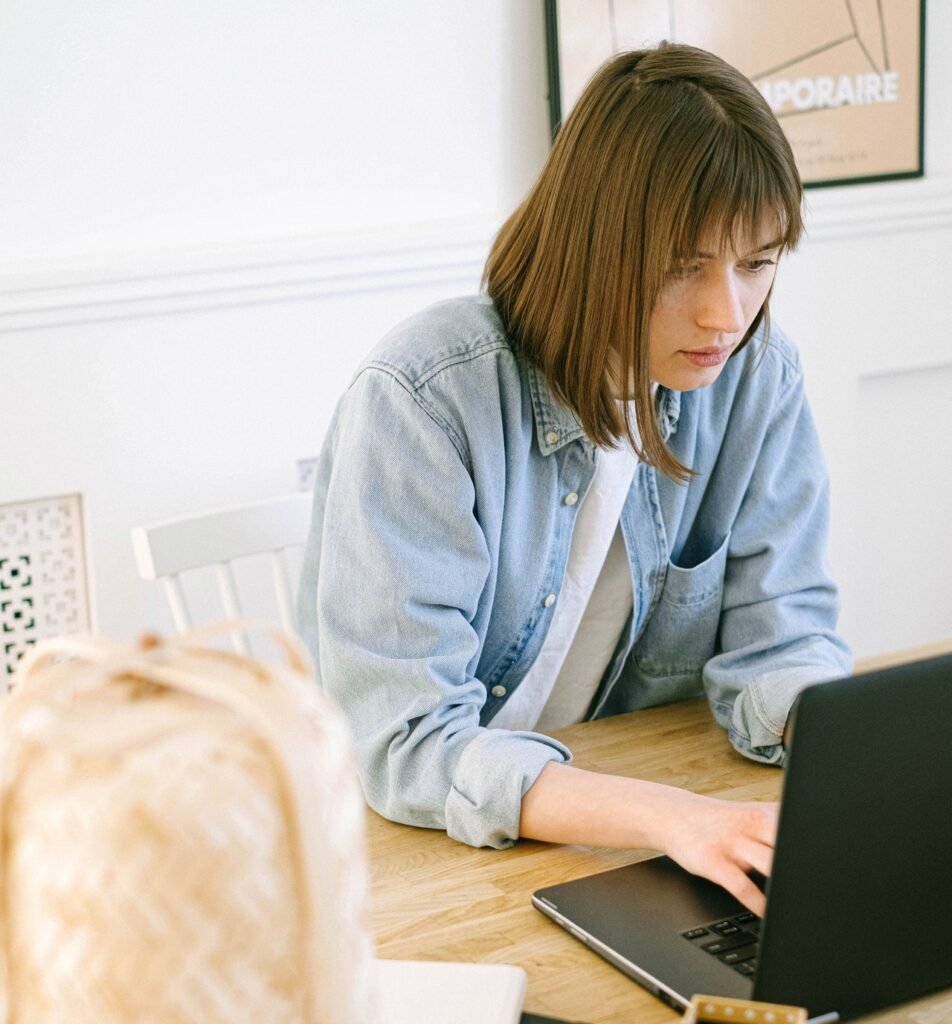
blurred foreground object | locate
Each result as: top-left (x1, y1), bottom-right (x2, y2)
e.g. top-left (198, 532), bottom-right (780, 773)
top-left (0, 622), bottom-right (375, 1024)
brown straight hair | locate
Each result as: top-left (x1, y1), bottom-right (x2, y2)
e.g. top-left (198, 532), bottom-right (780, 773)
top-left (484, 42), bottom-right (803, 481)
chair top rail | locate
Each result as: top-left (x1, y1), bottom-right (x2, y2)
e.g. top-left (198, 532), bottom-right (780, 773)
top-left (131, 493), bottom-right (313, 579)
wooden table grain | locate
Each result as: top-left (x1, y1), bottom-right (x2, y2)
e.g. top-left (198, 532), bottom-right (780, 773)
top-left (365, 646), bottom-right (952, 1023)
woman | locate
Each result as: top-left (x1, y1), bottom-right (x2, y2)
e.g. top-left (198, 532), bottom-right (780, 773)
top-left (298, 42), bottom-right (852, 916)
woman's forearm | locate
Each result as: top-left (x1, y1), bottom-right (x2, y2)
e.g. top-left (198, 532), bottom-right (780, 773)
top-left (518, 760), bottom-right (679, 849)
top-left (519, 760), bottom-right (779, 916)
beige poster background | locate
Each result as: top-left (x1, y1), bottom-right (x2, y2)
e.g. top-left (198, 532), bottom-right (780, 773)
top-left (552, 0), bottom-right (923, 185)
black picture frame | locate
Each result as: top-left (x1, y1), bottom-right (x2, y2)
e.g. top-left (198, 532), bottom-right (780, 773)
top-left (543, 0), bottom-right (926, 189)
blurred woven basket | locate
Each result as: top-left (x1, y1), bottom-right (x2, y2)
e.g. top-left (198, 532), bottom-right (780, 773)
top-left (0, 622), bottom-right (376, 1024)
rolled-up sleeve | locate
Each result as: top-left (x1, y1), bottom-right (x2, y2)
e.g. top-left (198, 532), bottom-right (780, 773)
top-left (306, 367), bottom-right (569, 848)
top-left (702, 350), bottom-right (853, 764)
top-left (446, 728), bottom-right (571, 847)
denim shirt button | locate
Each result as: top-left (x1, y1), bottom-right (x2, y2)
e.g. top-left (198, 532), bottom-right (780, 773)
top-left (491, 685), bottom-right (507, 697)
top-left (563, 491), bottom-right (578, 506)
top-left (545, 431), bottom-right (559, 445)
top-left (543, 593), bottom-right (556, 608)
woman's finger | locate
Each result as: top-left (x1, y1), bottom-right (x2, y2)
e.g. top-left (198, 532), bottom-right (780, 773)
top-left (732, 835), bottom-right (775, 879)
top-left (717, 863), bottom-right (768, 918)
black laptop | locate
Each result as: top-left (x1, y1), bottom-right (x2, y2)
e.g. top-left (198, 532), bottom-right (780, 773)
top-left (532, 655), bottom-right (952, 1022)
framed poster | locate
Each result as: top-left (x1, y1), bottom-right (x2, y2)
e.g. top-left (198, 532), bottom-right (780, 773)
top-left (544, 0), bottom-right (925, 188)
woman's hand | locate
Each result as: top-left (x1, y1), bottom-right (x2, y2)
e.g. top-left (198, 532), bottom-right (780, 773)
top-left (658, 789), bottom-right (778, 916)
top-left (520, 762), bottom-right (778, 915)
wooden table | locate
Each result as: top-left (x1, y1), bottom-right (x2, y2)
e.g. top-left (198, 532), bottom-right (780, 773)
top-left (366, 645), bottom-right (952, 1023)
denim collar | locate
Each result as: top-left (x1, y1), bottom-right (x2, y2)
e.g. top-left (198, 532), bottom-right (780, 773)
top-left (525, 358), bottom-right (587, 456)
top-left (524, 357), bottom-right (682, 455)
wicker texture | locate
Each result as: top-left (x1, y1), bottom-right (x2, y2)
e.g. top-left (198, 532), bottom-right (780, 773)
top-left (0, 626), bottom-right (376, 1024)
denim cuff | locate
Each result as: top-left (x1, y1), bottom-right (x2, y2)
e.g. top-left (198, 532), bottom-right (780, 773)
top-left (444, 729), bottom-right (571, 848)
top-left (730, 665), bottom-right (844, 763)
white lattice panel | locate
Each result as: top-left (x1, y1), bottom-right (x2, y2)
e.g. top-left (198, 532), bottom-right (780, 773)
top-left (0, 493), bottom-right (91, 688)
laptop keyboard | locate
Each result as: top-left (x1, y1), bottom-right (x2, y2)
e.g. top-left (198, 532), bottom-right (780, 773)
top-left (681, 912), bottom-right (761, 977)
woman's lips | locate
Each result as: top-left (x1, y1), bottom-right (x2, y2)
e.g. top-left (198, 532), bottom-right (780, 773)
top-left (680, 346), bottom-right (731, 368)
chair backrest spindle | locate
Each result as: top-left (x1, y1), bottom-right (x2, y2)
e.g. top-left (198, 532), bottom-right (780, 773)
top-left (269, 550), bottom-right (297, 634)
top-left (162, 575), bottom-right (193, 633)
top-left (215, 562), bottom-right (249, 654)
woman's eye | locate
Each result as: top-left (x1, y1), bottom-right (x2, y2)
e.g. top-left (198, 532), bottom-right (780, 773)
top-left (743, 258), bottom-right (777, 273)
top-left (668, 263), bottom-right (700, 279)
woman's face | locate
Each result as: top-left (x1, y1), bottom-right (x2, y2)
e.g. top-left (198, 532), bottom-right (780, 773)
top-left (648, 225), bottom-right (782, 391)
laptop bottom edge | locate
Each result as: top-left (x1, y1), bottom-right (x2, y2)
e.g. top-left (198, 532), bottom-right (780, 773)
top-left (531, 895), bottom-right (842, 1024)
top-left (531, 894), bottom-right (689, 1014)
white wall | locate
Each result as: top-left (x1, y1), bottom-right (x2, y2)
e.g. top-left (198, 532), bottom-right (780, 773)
top-left (2, 2), bottom-right (949, 659)
top-left (0, 1), bottom-right (548, 268)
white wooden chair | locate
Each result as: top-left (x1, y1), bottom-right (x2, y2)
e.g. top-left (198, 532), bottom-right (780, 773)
top-left (131, 493), bottom-right (313, 654)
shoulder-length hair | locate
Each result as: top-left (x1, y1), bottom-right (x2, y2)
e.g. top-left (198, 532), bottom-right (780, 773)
top-left (484, 42), bottom-right (803, 481)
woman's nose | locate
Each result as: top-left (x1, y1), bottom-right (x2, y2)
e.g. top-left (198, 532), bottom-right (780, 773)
top-left (695, 275), bottom-right (746, 335)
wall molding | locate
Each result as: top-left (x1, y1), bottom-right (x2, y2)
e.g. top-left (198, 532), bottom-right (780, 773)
top-left (2, 176), bottom-right (951, 333)
top-left (0, 223), bottom-right (495, 333)
top-left (804, 174), bottom-right (952, 241)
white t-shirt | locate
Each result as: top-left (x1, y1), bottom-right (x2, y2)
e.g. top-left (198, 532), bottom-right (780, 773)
top-left (490, 439), bottom-right (639, 732)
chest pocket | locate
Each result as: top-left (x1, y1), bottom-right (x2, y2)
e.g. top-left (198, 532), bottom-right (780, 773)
top-left (633, 532), bottom-right (730, 676)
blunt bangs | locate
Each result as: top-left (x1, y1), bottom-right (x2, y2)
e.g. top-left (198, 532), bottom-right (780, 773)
top-left (637, 79), bottom-right (804, 310)
top-left (674, 126), bottom-right (802, 265)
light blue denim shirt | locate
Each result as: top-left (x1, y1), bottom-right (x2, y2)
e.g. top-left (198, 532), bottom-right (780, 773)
top-left (297, 295), bottom-right (852, 849)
